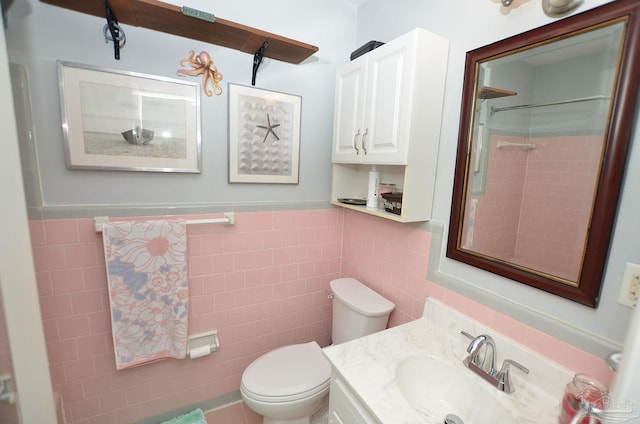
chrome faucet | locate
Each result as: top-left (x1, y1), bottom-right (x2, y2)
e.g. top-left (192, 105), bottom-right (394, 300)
top-left (463, 333), bottom-right (497, 374)
top-left (461, 331), bottom-right (529, 394)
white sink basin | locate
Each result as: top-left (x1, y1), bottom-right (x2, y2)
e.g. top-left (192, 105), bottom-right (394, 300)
top-left (395, 355), bottom-right (518, 424)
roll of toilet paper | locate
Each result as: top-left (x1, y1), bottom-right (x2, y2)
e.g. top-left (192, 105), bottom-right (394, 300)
top-left (189, 345), bottom-right (211, 359)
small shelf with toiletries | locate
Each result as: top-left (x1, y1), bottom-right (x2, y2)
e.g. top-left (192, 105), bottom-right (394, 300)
top-left (331, 163), bottom-right (433, 223)
top-left (329, 28), bottom-right (449, 223)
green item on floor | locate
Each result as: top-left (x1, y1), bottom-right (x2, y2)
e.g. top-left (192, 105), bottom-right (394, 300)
top-left (160, 408), bottom-right (207, 424)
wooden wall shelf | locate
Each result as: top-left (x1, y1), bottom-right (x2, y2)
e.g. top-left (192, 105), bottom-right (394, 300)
top-left (40, 0), bottom-right (319, 64)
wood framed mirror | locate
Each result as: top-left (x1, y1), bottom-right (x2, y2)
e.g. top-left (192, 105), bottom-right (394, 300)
top-left (447, 0), bottom-right (640, 307)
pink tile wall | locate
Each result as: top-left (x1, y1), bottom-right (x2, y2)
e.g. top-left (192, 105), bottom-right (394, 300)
top-left (30, 210), bottom-right (342, 424)
top-left (465, 133), bottom-right (529, 258)
top-left (342, 210), bottom-right (613, 386)
top-left (516, 135), bottom-right (603, 280)
top-left (429, 288), bottom-right (614, 387)
top-left (464, 133), bottom-right (603, 281)
top-left (30, 208), bottom-right (612, 423)
top-left (341, 210), bottom-right (433, 326)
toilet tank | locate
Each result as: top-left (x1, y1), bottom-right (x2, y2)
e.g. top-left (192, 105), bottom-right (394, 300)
top-left (330, 278), bottom-right (395, 345)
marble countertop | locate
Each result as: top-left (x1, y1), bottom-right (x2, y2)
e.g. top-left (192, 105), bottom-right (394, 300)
top-left (323, 299), bottom-right (569, 424)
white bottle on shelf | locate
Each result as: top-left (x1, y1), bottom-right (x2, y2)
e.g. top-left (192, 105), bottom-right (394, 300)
top-left (366, 166), bottom-right (380, 209)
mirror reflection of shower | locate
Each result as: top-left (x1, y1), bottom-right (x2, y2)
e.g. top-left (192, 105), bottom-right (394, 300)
top-left (471, 85), bottom-right (517, 196)
top-left (463, 21), bottom-right (624, 282)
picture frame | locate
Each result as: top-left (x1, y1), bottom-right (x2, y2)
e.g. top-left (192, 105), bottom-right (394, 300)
top-left (228, 83), bottom-right (301, 184)
top-left (57, 61), bottom-right (201, 173)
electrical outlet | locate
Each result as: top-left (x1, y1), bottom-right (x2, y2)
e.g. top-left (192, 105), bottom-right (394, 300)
top-left (618, 262), bottom-right (640, 308)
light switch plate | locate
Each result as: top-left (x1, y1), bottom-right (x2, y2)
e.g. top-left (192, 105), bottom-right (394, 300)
top-left (618, 262), bottom-right (640, 308)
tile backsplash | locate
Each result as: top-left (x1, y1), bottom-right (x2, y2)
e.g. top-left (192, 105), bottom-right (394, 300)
top-left (423, 297), bottom-right (573, 401)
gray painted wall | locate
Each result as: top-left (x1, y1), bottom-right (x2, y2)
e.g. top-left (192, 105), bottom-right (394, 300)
top-left (7, 0), bottom-right (640, 352)
top-left (357, 0), bottom-right (640, 350)
top-left (5, 0), bottom-right (355, 208)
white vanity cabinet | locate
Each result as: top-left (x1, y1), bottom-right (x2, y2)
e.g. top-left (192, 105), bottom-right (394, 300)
top-left (330, 28), bottom-right (449, 222)
top-left (329, 375), bottom-right (378, 424)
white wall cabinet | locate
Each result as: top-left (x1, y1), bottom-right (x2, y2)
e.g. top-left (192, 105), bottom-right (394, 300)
top-left (330, 28), bottom-right (449, 222)
top-left (332, 39), bottom-right (411, 164)
top-left (329, 375), bottom-right (378, 424)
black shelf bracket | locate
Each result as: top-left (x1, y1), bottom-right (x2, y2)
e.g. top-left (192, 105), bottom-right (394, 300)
top-left (103, 0), bottom-right (126, 60)
top-left (252, 42), bottom-right (269, 86)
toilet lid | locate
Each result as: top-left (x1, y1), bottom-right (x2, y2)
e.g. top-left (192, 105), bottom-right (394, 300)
top-left (330, 278), bottom-right (395, 317)
top-left (241, 341), bottom-right (331, 401)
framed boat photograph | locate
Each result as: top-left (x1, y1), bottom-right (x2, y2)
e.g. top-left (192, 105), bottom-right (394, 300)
top-left (228, 83), bottom-right (301, 184)
top-left (57, 61), bottom-right (201, 173)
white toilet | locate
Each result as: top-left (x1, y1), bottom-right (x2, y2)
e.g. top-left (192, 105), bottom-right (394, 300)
top-left (240, 277), bottom-right (395, 424)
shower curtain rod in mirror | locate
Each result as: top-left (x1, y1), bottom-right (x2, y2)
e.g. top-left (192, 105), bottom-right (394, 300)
top-left (490, 95), bottom-right (610, 115)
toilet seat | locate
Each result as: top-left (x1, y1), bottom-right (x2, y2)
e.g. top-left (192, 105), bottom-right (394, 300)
top-left (241, 341), bottom-right (331, 403)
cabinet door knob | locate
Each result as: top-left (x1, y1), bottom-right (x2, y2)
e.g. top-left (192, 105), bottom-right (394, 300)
top-left (362, 128), bottom-right (369, 155)
top-left (353, 129), bottom-right (361, 155)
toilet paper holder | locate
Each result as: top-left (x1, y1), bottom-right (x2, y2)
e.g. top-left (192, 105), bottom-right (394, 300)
top-left (188, 330), bottom-right (220, 359)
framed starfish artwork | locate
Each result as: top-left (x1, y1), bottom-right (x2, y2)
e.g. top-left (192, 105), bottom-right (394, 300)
top-left (228, 83), bottom-right (301, 184)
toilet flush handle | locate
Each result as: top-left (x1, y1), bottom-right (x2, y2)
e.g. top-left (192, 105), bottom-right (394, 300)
top-left (327, 292), bottom-right (334, 300)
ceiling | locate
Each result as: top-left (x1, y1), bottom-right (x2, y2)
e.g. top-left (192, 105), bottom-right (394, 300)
top-left (341, 0), bottom-right (369, 7)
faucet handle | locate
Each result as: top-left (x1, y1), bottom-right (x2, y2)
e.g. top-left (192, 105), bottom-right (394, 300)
top-left (496, 359), bottom-right (529, 393)
top-left (460, 330), bottom-right (475, 340)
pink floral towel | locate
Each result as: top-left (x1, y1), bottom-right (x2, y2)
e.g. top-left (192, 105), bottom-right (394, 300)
top-left (102, 219), bottom-right (189, 370)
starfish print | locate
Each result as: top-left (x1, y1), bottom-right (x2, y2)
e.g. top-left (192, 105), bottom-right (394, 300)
top-left (256, 113), bottom-right (280, 143)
